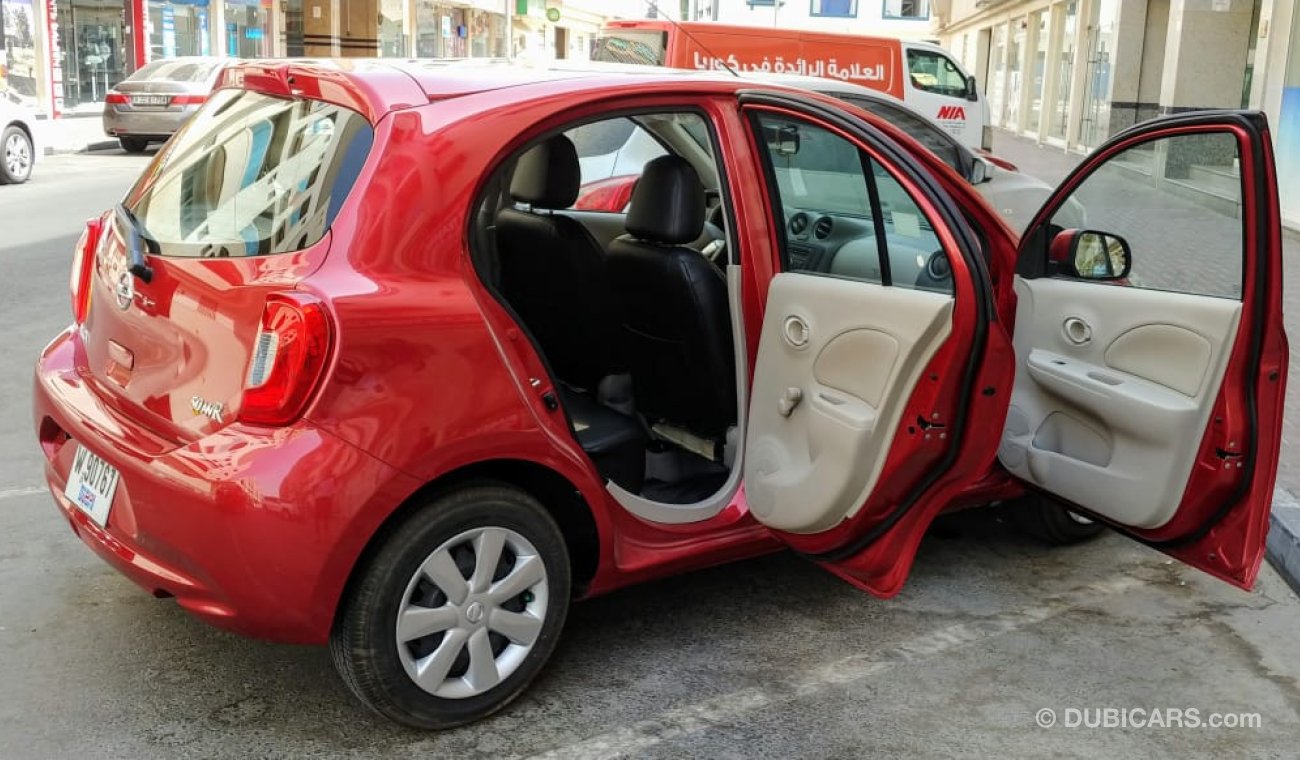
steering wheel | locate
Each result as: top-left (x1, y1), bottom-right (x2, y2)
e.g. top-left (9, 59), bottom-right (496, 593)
top-left (700, 205), bottom-right (728, 265)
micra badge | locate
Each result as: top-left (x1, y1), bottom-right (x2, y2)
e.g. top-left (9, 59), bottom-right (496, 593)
top-left (191, 395), bottom-right (225, 423)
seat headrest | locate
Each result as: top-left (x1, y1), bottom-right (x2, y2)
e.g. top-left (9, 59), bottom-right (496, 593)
top-left (510, 135), bottom-right (581, 209)
top-left (626, 155), bottom-right (706, 245)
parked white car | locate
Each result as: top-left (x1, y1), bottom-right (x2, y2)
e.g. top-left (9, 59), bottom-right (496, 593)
top-left (0, 91), bottom-right (42, 184)
top-left (751, 74), bottom-right (1082, 232)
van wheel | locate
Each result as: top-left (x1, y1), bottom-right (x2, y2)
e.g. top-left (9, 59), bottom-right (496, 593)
top-left (119, 137), bottom-right (150, 154)
top-left (1007, 493), bottom-right (1106, 545)
top-left (330, 484), bottom-right (571, 729)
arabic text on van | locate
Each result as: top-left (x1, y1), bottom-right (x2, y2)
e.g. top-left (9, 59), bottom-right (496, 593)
top-left (691, 51), bottom-right (887, 83)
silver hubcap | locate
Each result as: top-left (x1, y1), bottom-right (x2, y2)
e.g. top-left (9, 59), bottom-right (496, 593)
top-left (1067, 510), bottom-right (1095, 526)
top-left (396, 526), bottom-right (548, 699)
top-left (5, 133), bottom-right (30, 178)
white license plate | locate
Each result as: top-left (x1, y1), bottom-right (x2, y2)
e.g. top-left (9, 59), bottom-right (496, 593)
top-left (131, 95), bottom-right (170, 107)
top-left (63, 445), bottom-right (121, 527)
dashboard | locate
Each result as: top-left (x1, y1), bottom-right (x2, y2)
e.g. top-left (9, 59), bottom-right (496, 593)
top-left (782, 208), bottom-right (953, 293)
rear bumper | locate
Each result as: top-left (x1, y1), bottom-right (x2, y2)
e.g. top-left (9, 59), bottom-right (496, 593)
top-left (33, 327), bottom-right (419, 644)
top-left (102, 106), bottom-right (197, 138)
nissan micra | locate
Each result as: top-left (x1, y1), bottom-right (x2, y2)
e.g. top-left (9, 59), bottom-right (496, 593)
top-left (32, 59), bottom-right (1288, 729)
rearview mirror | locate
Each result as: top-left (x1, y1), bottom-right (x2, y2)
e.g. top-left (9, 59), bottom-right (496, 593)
top-left (966, 75), bottom-right (979, 102)
top-left (1053, 229), bottom-right (1132, 281)
top-left (764, 124), bottom-right (801, 157)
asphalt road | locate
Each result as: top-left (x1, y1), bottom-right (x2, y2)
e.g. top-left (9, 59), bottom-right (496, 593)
top-left (1, 152), bottom-right (1299, 758)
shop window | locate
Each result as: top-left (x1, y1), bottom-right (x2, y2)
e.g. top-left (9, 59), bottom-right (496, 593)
top-left (883, 0), bottom-right (929, 19)
top-left (811, 0), bottom-right (857, 17)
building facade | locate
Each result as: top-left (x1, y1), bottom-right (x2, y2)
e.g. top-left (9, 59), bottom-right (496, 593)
top-left (0, 0), bottom-right (662, 117)
top-left (935, 0), bottom-right (1300, 226)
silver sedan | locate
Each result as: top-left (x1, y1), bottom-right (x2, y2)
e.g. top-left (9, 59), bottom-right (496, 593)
top-left (102, 57), bottom-right (229, 154)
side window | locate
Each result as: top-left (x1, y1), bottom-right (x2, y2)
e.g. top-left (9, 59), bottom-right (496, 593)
top-left (1044, 132), bottom-right (1243, 299)
top-left (753, 114), bottom-right (952, 294)
top-left (906, 49), bottom-right (970, 98)
top-left (839, 95), bottom-right (964, 175)
top-left (567, 118), bottom-right (667, 189)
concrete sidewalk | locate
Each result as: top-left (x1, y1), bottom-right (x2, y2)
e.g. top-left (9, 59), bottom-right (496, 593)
top-left (988, 127), bottom-right (1300, 595)
top-left (34, 114), bottom-right (119, 154)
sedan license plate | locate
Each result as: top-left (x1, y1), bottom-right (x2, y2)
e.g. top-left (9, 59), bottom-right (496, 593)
top-left (131, 94), bottom-right (170, 107)
top-left (63, 445), bottom-right (121, 527)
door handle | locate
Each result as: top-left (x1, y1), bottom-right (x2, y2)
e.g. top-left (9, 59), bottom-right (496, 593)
top-left (778, 387), bottom-right (803, 417)
top-left (1063, 316), bottom-right (1092, 345)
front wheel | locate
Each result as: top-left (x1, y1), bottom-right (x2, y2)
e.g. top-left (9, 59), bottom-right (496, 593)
top-left (119, 136), bottom-right (150, 154)
top-left (330, 484), bottom-right (571, 729)
top-left (1007, 493), bottom-right (1106, 545)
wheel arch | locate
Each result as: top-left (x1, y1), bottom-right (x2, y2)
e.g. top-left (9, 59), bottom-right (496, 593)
top-left (330, 458), bottom-right (602, 633)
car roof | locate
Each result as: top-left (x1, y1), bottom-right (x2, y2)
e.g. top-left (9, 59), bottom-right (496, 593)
top-left (225, 57), bottom-right (775, 117)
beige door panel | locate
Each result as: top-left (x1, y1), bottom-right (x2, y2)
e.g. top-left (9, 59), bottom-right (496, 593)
top-left (1000, 277), bottom-right (1241, 529)
top-left (745, 273), bottom-right (953, 534)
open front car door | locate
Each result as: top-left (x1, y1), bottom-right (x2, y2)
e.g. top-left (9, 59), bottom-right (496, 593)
top-left (998, 111), bottom-right (1287, 588)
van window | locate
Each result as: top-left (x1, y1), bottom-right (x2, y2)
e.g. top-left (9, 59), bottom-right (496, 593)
top-left (906, 49), bottom-right (969, 98)
top-left (125, 89), bottom-right (373, 258)
top-left (592, 30), bottom-right (667, 66)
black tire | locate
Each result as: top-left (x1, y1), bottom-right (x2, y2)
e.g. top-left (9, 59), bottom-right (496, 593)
top-left (119, 137), bottom-right (150, 154)
top-left (1008, 493), bottom-right (1106, 545)
top-left (1, 125), bottom-right (33, 184)
top-left (330, 483), bottom-right (571, 729)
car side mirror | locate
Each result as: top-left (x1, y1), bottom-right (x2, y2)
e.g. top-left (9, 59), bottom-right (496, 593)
top-left (765, 124), bottom-right (801, 157)
top-left (1051, 229), bottom-right (1132, 281)
top-left (966, 75), bottom-right (979, 102)
top-left (969, 157), bottom-right (993, 185)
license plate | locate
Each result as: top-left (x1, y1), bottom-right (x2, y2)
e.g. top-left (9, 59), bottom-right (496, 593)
top-left (63, 445), bottom-right (121, 527)
top-left (131, 94), bottom-right (170, 107)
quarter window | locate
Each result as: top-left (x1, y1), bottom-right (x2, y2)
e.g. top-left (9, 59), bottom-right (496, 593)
top-left (837, 94), bottom-right (965, 175)
top-left (753, 114), bottom-right (952, 294)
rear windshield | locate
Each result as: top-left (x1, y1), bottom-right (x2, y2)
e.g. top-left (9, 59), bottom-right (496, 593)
top-left (591, 30), bottom-right (667, 66)
top-left (126, 89), bottom-right (373, 258)
top-left (128, 59), bottom-right (223, 83)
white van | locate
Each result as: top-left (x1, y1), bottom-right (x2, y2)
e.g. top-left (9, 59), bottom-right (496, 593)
top-left (594, 20), bottom-right (992, 151)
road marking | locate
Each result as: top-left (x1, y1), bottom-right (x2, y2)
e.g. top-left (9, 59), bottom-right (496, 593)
top-left (0, 486), bottom-right (46, 501)
top-left (520, 575), bottom-right (1145, 760)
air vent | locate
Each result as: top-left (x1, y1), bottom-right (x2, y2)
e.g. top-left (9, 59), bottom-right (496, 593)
top-left (788, 212), bottom-right (809, 237)
top-left (812, 216), bottom-right (834, 240)
top-left (788, 243), bottom-right (813, 269)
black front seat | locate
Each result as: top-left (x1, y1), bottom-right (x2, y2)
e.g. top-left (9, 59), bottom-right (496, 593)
top-left (607, 155), bottom-right (736, 439)
top-left (495, 135), bottom-right (616, 391)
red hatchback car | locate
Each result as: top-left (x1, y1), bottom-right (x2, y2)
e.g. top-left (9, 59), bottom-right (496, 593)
top-left (33, 60), bottom-right (1287, 729)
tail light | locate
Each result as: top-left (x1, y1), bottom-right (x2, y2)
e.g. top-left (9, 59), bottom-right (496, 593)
top-left (105, 91), bottom-right (129, 105)
top-left (170, 94), bottom-right (207, 106)
top-left (238, 293), bottom-right (333, 426)
top-left (70, 216), bottom-right (105, 323)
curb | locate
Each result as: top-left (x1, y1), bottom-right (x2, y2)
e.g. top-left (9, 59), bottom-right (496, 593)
top-left (1267, 487), bottom-right (1300, 596)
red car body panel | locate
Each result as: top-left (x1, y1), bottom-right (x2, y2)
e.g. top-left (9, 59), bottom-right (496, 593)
top-left (31, 61), bottom-right (1286, 645)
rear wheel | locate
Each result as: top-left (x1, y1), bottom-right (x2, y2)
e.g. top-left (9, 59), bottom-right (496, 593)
top-left (330, 484), bottom-right (571, 729)
top-left (1, 126), bottom-right (33, 184)
top-left (1008, 493), bottom-right (1106, 545)
top-left (119, 137), bottom-right (150, 154)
